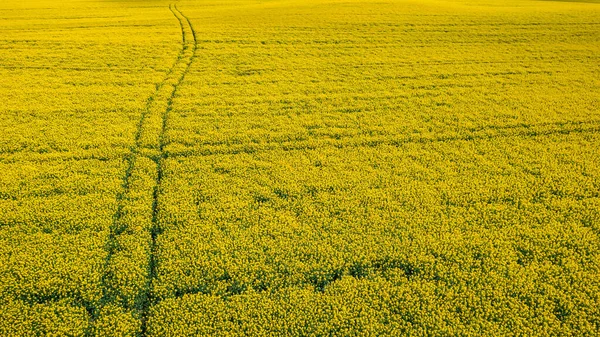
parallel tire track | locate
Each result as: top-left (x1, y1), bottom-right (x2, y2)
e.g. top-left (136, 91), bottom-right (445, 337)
top-left (141, 4), bottom-right (198, 336)
top-left (161, 120), bottom-right (600, 159)
top-left (91, 4), bottom-right (197, 336)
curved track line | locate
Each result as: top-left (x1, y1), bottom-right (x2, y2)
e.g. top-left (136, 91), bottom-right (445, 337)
top-left (140, 4), bottom-right (198, 336)
top-left (90, 3), bottom-right (198, 335)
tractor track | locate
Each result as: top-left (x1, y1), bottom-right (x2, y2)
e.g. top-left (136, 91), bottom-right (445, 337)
top-left (140, 4), bottom-right (198, 336)
top-left (90, 3), bottom-right (197, 336)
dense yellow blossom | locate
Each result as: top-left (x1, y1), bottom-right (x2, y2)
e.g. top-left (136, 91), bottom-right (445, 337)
top-left (0, 0), bottom-right (599, 335)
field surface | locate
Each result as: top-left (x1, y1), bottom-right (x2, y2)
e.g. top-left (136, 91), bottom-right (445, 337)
top-left (1, 0), bottom-right (599, 336)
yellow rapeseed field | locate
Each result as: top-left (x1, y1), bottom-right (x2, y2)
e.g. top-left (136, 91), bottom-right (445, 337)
top-left (1, 0), bottom-right (599, 335)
